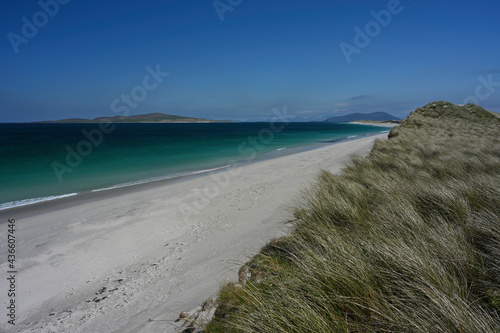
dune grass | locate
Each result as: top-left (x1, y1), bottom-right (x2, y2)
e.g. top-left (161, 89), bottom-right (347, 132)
top-left (204, 102), bottom-right (500, 333)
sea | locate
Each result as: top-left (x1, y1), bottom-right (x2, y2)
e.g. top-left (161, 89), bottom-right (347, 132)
top-left (0, 122), bottom-right (389, 210)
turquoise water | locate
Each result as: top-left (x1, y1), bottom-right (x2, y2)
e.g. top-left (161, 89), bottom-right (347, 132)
top-left (0, 122), bottom-right (388, 209)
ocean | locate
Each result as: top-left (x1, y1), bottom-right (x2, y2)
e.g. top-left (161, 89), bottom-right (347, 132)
top-left (0, 122), bottom-right (389, 210)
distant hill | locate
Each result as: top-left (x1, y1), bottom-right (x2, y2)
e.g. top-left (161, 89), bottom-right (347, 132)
top-left (38, 113), bottom-right (230, 123)
top-left (324, 112), bottom-right (400, 123)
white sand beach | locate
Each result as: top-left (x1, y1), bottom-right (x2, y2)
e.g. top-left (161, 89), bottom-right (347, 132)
top-left (349, 121), bottom-right (400, 127)
top-left (0, 133), bottom-right (388, 333)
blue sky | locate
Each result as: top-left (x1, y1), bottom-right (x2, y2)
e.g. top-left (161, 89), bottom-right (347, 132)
top-left (1, 0), bottom-right (499, 122)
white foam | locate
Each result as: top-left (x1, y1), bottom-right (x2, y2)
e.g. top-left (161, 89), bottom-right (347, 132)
top-left (0, 193), bottom-right (78, 211)
top-left (0, 167), bottom-right (234, 210)
top-left (91, 165), bottom-right (232, 193)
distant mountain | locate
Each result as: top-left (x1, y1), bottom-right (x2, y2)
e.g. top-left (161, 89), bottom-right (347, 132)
top-left (38, 113), bottom-right (230, 123)
top-left (324, 112), bottom-right (400, 123)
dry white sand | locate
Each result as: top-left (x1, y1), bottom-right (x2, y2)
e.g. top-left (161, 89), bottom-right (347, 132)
top-left (349, 121), bottom-right (399, 127)
top-left (0, 133), bottom-right (387, 333)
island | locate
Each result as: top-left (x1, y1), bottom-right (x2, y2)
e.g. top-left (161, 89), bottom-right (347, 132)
top-left (36, 112), bottom-right (232, 123)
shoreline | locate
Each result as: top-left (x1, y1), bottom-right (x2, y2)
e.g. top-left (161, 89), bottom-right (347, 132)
top-left (348, 121), bottom-right (400, 127)
top-left (0, 133), bottom-right (387, 333)
top-left (0, 131), bottom-right (389, 216)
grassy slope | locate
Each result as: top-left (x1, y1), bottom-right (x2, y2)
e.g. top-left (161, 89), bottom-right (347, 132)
top-left (206, 101), bottom-right (500, 333)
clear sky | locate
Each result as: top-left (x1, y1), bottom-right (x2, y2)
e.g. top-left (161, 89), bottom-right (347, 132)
top-left (1, 0), bottom-right (499, 122)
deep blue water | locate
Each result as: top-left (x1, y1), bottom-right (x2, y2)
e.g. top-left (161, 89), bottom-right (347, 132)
top-left (0, 122), bottom-right (388, 209)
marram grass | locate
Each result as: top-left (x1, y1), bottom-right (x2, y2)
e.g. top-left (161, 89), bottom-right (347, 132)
top-left (206, 102), bottom-right (500, 333)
